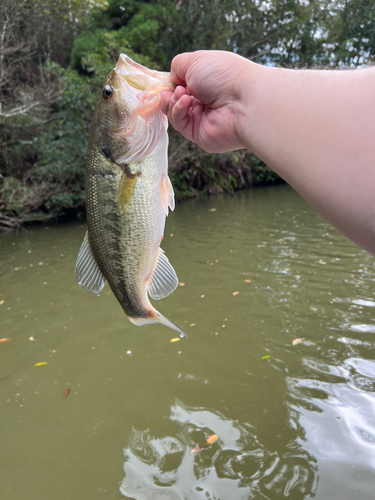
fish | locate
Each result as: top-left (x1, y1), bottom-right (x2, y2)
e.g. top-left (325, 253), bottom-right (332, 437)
top-left (75, 54), bottom-right (186, 337)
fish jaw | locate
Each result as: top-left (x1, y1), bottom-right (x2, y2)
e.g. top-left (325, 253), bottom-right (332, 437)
top-left (111, 54), bottom-right (175, 164)
top-left (116, 54), bottom-right (176, 94)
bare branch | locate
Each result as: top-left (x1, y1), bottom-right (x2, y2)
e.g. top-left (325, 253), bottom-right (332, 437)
top-left (0, 100), bottom-right (41, 118)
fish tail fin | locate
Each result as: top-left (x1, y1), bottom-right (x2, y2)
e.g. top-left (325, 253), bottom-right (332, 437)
top-left (128, 310), bottom-right (187, 337)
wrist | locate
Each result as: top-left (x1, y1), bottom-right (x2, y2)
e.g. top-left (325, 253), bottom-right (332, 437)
top-left (233, 59), bottom-right (263, 151)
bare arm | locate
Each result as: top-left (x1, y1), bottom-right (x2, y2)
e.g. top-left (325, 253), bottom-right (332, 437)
top-left (241, 63), bottom-right (375, 254)
top-left (161, 51), bottom-right (375, 254)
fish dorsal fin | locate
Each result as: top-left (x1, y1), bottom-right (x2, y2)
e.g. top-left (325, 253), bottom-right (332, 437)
top-left (75, 231), bottom-right (106, 296)
top-left (147, 247), bottom-right (178, 300)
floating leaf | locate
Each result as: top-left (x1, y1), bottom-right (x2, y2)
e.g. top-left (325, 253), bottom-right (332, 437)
top-left (0, 338), bottom-right (11, 343)
top-left (179, 283), bottom-right (185, 287)
top-left (189, 323), bottom-right (196, 327)
top-left (190, 446), bottom-right (204, 454)
top-left (261, 355), bottom-right (271, 360)
top-left (0, 300), bottom-right (4, 305)
top-left (63, 388), bottom-right (71, 397)
top-left (278, 239), bottom-right (284, 242)
top-left (208, 208), bottom-right (216, 212)
top-left (244, 279), bottom-right (252, 283)
top-left (285, 268), bottom-right (291, 271)
top-left (29, 336), bottom-right (35, 341)
top-left (232, 291), bottom-right (240, 296)
top-left (292, 338), bottom-right (304, 346)
top-left (170, 338), bottom-right (180, 343)
top-left (34, 362), bottom-right (48, 367)
top-left (206, 434), bottom-right (219, 444)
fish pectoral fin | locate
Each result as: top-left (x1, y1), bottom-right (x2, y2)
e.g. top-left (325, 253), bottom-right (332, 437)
top-left (147, 247), bottom-right (178, 300)
top-left (75, 231), bottom-right (106, 296)
top-left (161, 175), bottom-right (175, 215)
top-left (118, 167), bottom-right (138, 214)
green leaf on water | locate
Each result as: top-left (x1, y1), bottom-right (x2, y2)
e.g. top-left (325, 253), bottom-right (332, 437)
top-left (261, 355), bottom-right (271, 360)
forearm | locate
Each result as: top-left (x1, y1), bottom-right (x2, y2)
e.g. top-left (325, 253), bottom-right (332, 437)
top-left (239, 62), bottom-right (375, 253)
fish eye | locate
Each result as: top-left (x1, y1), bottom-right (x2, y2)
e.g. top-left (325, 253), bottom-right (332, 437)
top-left (102, 85), bottom-right (113, 100)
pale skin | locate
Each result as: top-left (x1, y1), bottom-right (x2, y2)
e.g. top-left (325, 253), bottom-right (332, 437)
top-left (161, 50), bottom-right (375, 254)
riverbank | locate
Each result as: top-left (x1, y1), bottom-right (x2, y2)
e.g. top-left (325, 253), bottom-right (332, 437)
top-left (0, 151), bottom-right (282, 231)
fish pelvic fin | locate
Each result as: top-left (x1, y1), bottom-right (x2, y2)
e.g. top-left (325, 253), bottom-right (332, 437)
top-left (147, 247), bottom-right (178, 301)
top-left (128, 310), bottom-right (187, 337)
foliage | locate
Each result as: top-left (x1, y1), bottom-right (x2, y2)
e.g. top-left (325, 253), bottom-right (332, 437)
top-left (71, 28), bottom-right (153, 79)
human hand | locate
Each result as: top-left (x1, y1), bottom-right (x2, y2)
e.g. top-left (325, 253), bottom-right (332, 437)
top-left (161, 50), bottom-right (251, 153)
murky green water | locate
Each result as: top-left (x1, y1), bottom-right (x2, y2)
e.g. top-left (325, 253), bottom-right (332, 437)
top-left (1, 185), bottom-right (375, 500)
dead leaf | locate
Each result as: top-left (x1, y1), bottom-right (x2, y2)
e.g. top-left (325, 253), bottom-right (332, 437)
top-left (190, 446), bottom-right (204, 454)
top-left (170, 338), bottom-right (180, 343)
top-left (0, 300), bottom-right (4, 305)
top-left (179, 283), bottom-right (185, 287)
top-left (278, 239), bottom-right (284, 242)
top-left (0, 338), bottom-right (11, 343)
top-left (244, 279), bottom-right (252, 283)
top-left (189, 323), bottom-right (196, 327)
top-left (285, 268), bottom-right (291, 271)
top-left (34, 362), bottom-right (48, 367)
top-left (292, 338), bottom-right (304, 346)
top-left (63, 388), bottom-right (71, 397)
top-left (206, 435), bottom-right (219, 444)
top-left (232, 291), bottom-right (240, 296)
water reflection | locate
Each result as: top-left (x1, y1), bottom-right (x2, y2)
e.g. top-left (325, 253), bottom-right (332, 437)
top-left (288, 358), bottom-right (375, 498)
top-left (120, 401), bottom-right (318, 499)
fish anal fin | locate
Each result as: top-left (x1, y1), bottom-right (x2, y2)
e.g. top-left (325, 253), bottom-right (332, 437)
top-left (147, 247), bottom-right (178, 300)
top-left (161, 175), bottom-right (175, 215)
top-left (75, 232), bottom-right (105, 295)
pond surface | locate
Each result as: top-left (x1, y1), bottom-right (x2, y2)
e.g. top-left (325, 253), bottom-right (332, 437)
top-left (1, 185), bottom-right (375, 500)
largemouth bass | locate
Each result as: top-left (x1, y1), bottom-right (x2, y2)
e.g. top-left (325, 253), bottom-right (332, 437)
top-left (75, 54), bottom-right (185, 337)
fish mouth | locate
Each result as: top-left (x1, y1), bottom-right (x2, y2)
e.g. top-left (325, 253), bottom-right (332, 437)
top-left (110, 54), bottom-right (175, 164)
top-left (115, 54), bottom-right (176, 95)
